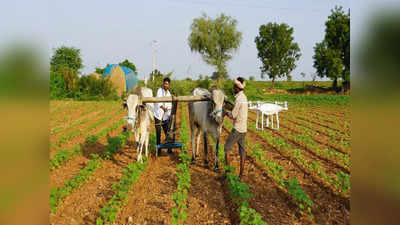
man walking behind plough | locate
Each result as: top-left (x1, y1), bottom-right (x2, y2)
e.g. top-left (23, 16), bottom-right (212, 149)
top-left (224, 77), bottom-right (248, 180)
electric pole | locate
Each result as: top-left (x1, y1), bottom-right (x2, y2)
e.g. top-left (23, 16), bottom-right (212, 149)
top-left (152, 40), bottom-right (158, 82)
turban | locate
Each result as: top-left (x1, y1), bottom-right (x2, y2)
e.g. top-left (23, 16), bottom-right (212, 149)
top-left (234, 77), bottom-right (245, 89)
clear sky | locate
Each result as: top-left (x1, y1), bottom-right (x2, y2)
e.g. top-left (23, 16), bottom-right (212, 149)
top-left (1, 0), bottom-right (350, 81)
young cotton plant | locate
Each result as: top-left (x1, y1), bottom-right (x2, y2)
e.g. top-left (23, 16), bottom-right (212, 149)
top-left (96, 160), bottom-right (148, 225)
top-left (224, 165), bottom-right (268, 225)
top-left (50, 154), bottom-right (102, 212)
top-left (171, 103), bottom-right (192, 225)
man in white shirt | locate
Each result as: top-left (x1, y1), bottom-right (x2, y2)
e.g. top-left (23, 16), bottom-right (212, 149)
top-left (154, 77), bottom-right (172, 155)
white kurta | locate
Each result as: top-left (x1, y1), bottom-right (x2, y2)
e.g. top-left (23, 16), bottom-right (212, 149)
top-left (153, 88), bottom-right (172, 121)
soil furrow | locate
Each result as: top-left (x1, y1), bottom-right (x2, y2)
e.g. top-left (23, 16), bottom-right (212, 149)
top-left (222, 123), bottom-right (350, 225)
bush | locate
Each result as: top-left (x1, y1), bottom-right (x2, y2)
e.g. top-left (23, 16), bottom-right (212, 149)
top-left (50, 72), bottom-right (118, 101)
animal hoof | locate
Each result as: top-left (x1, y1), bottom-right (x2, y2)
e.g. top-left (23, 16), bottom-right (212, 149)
top-left (191, 158), bottom-right (196, 164)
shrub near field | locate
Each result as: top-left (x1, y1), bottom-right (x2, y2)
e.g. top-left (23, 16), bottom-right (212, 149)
top-left (167, 79), bottom-right (349, 106)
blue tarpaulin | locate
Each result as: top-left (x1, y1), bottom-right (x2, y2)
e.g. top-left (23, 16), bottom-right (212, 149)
top-left (102, 64), bottom-right (138, 92)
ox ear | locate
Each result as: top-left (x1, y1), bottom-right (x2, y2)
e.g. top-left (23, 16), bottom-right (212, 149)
top-left (122, 100), bottom-right (128, 109)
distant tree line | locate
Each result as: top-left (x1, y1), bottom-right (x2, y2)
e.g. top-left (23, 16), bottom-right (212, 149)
top-left (188, 6), bottom-right (350, 91)
top-left (50, 46), bottom-right (139, 100)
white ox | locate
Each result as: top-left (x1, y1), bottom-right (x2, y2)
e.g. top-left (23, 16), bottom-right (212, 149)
top-left (126, 87), bottom-right (154, 162)
top-left (188, 87), bottom-right (226, 172)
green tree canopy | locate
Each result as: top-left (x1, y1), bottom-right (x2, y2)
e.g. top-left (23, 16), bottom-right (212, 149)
top-left (119, 59), bottom-right (137, 73)
top-left (50, 46), bottom-right (83, 91)
top-left (50, 46), bottom-right (83, 74)
top-left (255, 22), bottom-right (301, 89)
top-left (188, 13), bottom-right (242, 83)
top-left (313, 6), bottom-right (350, 90)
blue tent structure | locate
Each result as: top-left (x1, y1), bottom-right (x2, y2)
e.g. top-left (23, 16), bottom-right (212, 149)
top-left (102, 64), bottom-right (138, 93)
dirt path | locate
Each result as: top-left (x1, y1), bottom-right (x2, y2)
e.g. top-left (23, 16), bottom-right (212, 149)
top-left (115, 104), bottom-right (184, 225)
top-left (182, 103), bottom-right (233, 225)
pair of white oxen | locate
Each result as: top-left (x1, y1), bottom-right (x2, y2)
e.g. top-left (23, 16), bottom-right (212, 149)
top-left (125, 86), bottom-right (288, 163)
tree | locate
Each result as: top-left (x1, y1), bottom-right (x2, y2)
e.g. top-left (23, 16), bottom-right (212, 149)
top-left (50, 46), bottom-right (83, 91)
top-left (211, 71), bottom-right (228, 80)
top-left (119, 59), bottom-right (137, 73)
top-left (255, 22), bottom-right (301, 89)
top-left (95, 64), bottom-right (109, 74)
top-left (147, 69), bottom-right (173, 94)
top-left (188, 13), bottom-right (242, 83)
top-left (313, 6), bottom-right (350, 91)
top-left (249, 76), bottom-right (255, 81)
top-left (50, 46), bottom-right (83, 74)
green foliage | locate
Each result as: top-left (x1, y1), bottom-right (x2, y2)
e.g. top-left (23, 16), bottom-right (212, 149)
top-left (50, 46), bottom-right (83, 75)
top-left (50, 154), bottom-right (102, 212)
top-left (103, 131), bottom-right (130, 159)
top-left (313, 6), bottom-right (350, 89)
top-left (95, 65), bottom-right (108, 74)
top-left (74, 75), bottom-right (118, 100)
top-left (50, 71), bottom-right (69, 99)
top-left (188, 13), bottom-right (242, 82)
top-left (119, 59), bottom-right (137, 73)
top-left (224, 165), bottom-right (268, 225)
top-left (97, 160), bottom-right (148, 225)
top-left (49, 46), bottom-right (118, 100)
top-left (284, 178), bottom-right (313, 217)
top-left (170, 103), bottom-right (192, 225)
top-left (255, 22), bottom-right (301, 88)
top-left (146, 69), bottom-right (173, 95)
top-left (49, 148), bottom-right (78, 170)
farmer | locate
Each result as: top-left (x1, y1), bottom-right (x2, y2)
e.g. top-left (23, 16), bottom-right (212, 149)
top-left (224, 77), bottom-right (248, 180)
top-left (154, 77), bottom-right (172, 155)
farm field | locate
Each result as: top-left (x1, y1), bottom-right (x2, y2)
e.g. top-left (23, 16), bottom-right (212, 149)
top-left (49, 99), bottom-right (350, 225)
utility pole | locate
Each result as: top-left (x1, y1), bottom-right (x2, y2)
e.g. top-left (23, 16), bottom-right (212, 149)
top-left (152, 40), bottom-right (158, 81)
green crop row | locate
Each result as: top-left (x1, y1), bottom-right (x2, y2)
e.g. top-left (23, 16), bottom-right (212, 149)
top-left (50, 129), bottom-right (131, 213)
top-left (51, 104), bottom-right (119, 135)
top-left (212, 121), bottom-right (267, 225)
top-left (224, 119), bottom-right (314, 221)
top-left (247, 122), bottom-right (350, 197)
top-left (53, 109), bottom-right (122, 147)
top-left (96, 161), bottom-right (148, 225)
top-left (50, 153), bottom-right (102, 212)
top-left (248, 111), bottom-right (350, 169)
top-left (279, 115), bottom-right (350, 155)
top-left (171, 103), bottom-right (192, 225)
top-left (225, 165), bottom-right (268, 225)
top-left (96, 130), bottom-right (156, 225)
top-left (49, 118), bottom-right (124, 171)
top-left (284, 113), bottom-right (350, 140)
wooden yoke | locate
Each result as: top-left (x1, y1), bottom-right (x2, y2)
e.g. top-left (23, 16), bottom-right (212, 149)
top-left (141, 95), bottom-right (210, 103)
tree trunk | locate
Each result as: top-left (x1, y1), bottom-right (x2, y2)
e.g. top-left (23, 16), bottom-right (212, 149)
top-left (332, 77), bottom-right (338, 91)
top-left (271, 77), bottom-right (275, 90)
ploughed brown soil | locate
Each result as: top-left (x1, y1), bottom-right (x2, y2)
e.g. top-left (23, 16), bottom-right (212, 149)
top-left (49, 109), bottom-right (125, 157)
top-left (115, 105), bottom-right (184, 225)
top-left (223, 120), bottom-right (350, 225)
top-left (49, 101), bottom-right (350, 225)
top-left (247, 113), bottom-right (350, 174)
top-left (183, 104), bottom-right (304, 225)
